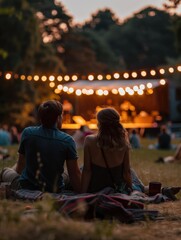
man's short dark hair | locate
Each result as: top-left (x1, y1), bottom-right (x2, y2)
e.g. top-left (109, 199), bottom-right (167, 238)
top-left (38, 100), bottom-right (63, 128)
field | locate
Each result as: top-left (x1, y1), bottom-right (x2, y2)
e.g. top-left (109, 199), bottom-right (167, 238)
top-left (0, 138), bottom-right (181, 240)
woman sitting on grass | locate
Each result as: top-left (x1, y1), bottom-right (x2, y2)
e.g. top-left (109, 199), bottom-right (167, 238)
top-left (81, 107), bottom-right (132, 193)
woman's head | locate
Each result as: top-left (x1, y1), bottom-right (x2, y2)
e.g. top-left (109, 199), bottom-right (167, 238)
top-left (96, 108), bottom-right (129, 149)
top-left (38, 100), bottom-right (63, 128)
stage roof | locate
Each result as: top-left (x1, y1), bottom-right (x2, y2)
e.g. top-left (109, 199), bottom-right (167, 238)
top-left (62, 79), bottom-right (162, 90)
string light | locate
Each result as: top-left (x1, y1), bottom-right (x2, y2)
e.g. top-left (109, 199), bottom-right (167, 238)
top-left (177, 66), bottom-right (181, 72)
top-left (76, 89), bottom-right (82, 96)
top-left (57, 76), bottom-right (63, 81)
top-left (159, 68), bottom-right (165, 74)
top-left (49, 82), bottom-right (55, 88)
top-left (64, 75), bottom-right (70, 81)
top-left (106, 74), bottom-right (111, 80)
top-left (49, 75), bottom-right (55, 81)
top-left (41, 76), bottom-right (47, 81)
top-left (150, 70), bottom-right (156, 76)
top-left (131, 72), bottom-right (137, 78)
top-left (147, 82), bottom-right (152, 88)
top-left (34, 75), bottom-right (39, 81)
top-left (113, 73), bottom-right (120, 79)
top-left (168, 67), bottom-right (174, 73)
top-left (57, 84), bottom-right (63, 90)
top-left (27, 75), bottom-right (32, 81)
top-left (88, 75), bottom-right (94, 81)
top-left (20, 75), bottom-right (26, 80)
top-left (112, 89), bottom-right (118, 94)
top-left (123, 72), bottom-right (129, 79)
top-left (5, 73), bottom-right (12, 80)
top-left (72, 75), bottom-right (78, 81)
top-left (160, 79), bottom-right (166, 85)
top-left (141, 71), bottom-right (147, 77)
top-left (97, 74), bottom-right (103, 80)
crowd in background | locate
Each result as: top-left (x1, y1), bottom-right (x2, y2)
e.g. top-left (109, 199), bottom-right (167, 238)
top-left (0, 124), bottom-right (20, 146)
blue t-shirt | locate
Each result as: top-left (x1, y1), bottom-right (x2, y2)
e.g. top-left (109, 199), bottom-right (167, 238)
top-left (18, 125), bottom-right (78, 192)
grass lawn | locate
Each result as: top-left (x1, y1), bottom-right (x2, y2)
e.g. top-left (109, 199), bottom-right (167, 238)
top-left (0, 138), bottom-right (181, 240)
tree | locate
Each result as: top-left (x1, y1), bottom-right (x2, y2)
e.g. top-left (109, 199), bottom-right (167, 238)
top-left (83, 8), bottom-right (119, 32)
top-left (0, 0), bottom-right (40, 72)
top-left (106, 7), bottom-right (178, 69)
top-left (29, 0), bottom-right (73, 74)
top-left (0, 0), bottom-right (59, 127)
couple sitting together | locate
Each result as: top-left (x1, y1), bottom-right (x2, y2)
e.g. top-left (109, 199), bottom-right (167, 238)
top-left (0, 100), bottom-right (179, 199)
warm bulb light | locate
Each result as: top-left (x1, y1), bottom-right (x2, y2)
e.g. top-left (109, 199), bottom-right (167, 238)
top-left (49, 82), bottom-right (55, 88)
top-left (177, 66), bottom-right (181, 72)
top-left (113, 73), bottom-right (120, 79)
top-left (168, 67), bottom-right (174, 73)
top-left (20, 75), bottom-right (26, 80)
top-left (57, 84), bottom-right (63, 90)
top-left (97, 74), bottom-right (103, 80)
top-left (131, 72), bottom-right (137, 78)
top-left (57, 76), bottom-right (63, 81)
top-left (49, 75), bottom-right (55, 81)
top-left (147, 82), bottom-right (152, 88)
top-left (123, 73), bottom-right (129, 79)
top-left (160, 79), bottom-right (166, 85)
top-left (106, 74), bottom-right (111, 80)
top-left (103, 90), bottom-right (109, 95)
top-left (88, 75), bottom-right (94, 81)
top-left (112, 89), bottom-right (118, 94)
top-left (150, 70), bottom-right (156, 76)
top-left (41, 76), bottom-right (47, 81)
top-left (34, 75), bottom-right (39, 81)
top-left (64, 75), bottom-right (70, 81)
top-left (72, 75), bottom-right (78, 81)
top-left (5, 73), bottom-right (11, 80)
top-left (76, 89), bottom-right (82, 96)
top-left (159, 68), bottom-right (165, 74)
top-left (141, 71), bottom-right (147, 77)
top-left (27, 75), bottom-right (32, 81)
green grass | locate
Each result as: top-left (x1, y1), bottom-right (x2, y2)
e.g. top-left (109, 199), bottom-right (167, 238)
top-left (0, 138), bottom-right (181, 240)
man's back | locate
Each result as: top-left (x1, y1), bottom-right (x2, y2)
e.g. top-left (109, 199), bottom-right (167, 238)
top-left (19, 126), bottom-right (77, 192)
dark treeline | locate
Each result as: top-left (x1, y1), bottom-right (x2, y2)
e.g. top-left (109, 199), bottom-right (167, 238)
top-left (0, 0), bottom-right (181, 127)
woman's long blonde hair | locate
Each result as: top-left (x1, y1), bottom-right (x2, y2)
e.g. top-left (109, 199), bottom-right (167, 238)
top-left (96, 108), bottom-right (130, 149)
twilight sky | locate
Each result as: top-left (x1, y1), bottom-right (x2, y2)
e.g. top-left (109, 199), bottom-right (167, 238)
top-left (60, 0), bottom-right (181, 23)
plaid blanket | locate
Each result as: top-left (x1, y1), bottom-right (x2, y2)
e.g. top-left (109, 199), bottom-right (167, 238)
top-left (13, 187), bottom-right (166, 222)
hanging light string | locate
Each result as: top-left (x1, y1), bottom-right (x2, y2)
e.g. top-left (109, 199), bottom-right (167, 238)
top-left (2, 65), bottom-right (181, 82)
top-left (1, 65), bottom-right (180, 96)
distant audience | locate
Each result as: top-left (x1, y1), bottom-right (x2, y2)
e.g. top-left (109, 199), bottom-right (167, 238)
top-left (157, 126), bottom-right (171, 150)
top-left (129, 129), bottom-right (141, 149)
top-left (149, 125), bottom-right (175, 150)
top-left (72, 125), bottom-right (93, 149)
top-left (0, 124), bottom-right (11, 146)
top-left (156, 144), bottom-right (181, 163)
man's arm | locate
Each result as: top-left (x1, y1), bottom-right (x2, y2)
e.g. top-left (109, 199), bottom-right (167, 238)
top-left (66, 160), bottom-right (81, 193)
top-left (15, 153), bottom-right (25, 174)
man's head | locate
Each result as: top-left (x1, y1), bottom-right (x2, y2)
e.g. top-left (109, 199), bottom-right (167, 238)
top-left (38, 100), bottom-right (63, 128)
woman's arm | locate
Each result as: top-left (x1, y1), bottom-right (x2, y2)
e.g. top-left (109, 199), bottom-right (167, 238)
top-left (122, 148), bottom-right (132, 189)
top-left (81, 137), bottom-right (92, 193)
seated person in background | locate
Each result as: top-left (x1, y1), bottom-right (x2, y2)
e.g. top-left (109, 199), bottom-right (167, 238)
top-left (0, 124), bottom-right (11, 146)
top-left (0, 100), bottom-right (81, 193)
top-left (157, 126), bottom-right (171, 150)
top-left (129, 129), bottom-right (141, 149)
top-left (156, 144), bottom-right (181, 164)
top-left (72, 125), bottom-right (93, 149)
top-left (81, 107), bottom-right (132, 194)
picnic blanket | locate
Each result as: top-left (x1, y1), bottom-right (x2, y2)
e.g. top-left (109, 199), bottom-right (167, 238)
top-left (12, 187), bottom-right (169, 223)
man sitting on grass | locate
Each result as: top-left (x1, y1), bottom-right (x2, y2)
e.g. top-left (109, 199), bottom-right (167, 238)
top-left (0, 100), bottom-right (81, 193)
